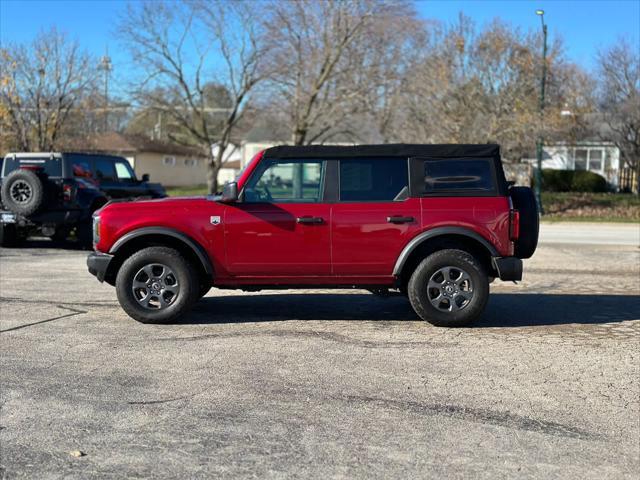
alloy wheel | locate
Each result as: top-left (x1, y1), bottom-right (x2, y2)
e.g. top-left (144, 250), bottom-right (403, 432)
top-left (427, 266), bottom-right (474, 312)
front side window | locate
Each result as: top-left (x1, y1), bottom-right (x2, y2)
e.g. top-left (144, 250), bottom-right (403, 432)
top-left (421, 158), bottom-right (494, 193)
top-left (339, 158), bottom-right (408, 201)
top-left (244, 159), bottom-right (324, 203)
top-left (115, 160), bottom-right (136, 181)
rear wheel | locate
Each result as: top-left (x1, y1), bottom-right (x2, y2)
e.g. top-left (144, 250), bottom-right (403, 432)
top-left (407, 249), bottom-right (489, 327)
top-left (115, 247), bottom-right (200, 323)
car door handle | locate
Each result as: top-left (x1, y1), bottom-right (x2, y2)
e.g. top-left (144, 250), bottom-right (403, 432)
top-left (296, 216), bottom-right (324, 225)
top-left (387, 216), bottom-right (415, 224)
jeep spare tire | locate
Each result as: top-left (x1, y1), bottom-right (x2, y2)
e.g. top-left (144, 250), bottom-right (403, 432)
top-left (509, 186), bottom-right (539, 259)
top-left (1, 169), bottom-right (45, 216)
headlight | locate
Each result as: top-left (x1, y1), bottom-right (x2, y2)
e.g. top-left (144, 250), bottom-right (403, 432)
top-left (93, 215), bottom-right (100, 246)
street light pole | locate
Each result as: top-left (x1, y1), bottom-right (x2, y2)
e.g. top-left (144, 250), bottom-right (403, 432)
top-left (535, 9), bottom-right (547, 215)
top-left (98, 48), bottom-right (113, 133)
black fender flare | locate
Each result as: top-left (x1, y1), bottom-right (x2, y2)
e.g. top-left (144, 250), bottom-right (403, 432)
top-left (392, 227), bottom-right (499, 276)
top-left (109, 227), bottom-right (214, 277)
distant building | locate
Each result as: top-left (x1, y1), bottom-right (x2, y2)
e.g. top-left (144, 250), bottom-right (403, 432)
top-left (523, 141), bottom-right (622, 189)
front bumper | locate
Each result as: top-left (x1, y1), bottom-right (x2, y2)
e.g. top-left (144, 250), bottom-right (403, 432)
top-left (87, 252), bottom-right (113, 283)
top-left (492, 257), bottom-right (523, 281)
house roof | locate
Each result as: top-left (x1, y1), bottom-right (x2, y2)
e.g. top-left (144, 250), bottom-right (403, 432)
top-left (67, 132), bottom-right (205, 157)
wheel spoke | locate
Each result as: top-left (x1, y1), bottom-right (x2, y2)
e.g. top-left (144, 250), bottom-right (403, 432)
top-left (142, 265), bottom-right (154, 280)
top-left (455, 272), bottom-right (471, 286)
top-left (132, 279), bottom-right (148, 290)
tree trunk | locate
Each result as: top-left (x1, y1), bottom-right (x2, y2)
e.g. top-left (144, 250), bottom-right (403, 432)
top-left (206, 159), bottom-right (221, 195)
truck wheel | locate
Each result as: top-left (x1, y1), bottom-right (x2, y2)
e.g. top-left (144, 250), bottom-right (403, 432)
top-left (509, 186), bottom-right (539, 259)
top-left (0, 169), bottom-right (45, 216)
top-left (115, 247), bottom-right (200, 323)
top-left (0, 223), bottom-right (19, 247)
top-left (407, 249), bottom-right (489, 327)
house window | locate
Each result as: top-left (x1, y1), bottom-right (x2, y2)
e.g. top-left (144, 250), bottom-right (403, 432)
top-left (184, 158), bottom-right (198, 167)
top-left (163, 156), bottom-right (176, 166)
top-left (588, 149), bottom-right (603, 172)
top-left (574, 149), bottom-right (588, 170)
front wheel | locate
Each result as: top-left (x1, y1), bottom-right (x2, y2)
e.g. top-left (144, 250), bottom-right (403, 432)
top-left (407, 249), bottom-right (489, 327)
top-left (115, 247), bottom-right (200, 323)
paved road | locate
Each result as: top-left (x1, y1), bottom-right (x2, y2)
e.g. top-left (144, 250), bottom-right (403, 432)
top-left (0, 240), bottom-right (638, 479)
top-left (540, 222), bottom-right (639, 246)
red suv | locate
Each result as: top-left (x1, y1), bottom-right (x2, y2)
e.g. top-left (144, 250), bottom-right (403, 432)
top-left (87, 144), bottom-right (538, 327)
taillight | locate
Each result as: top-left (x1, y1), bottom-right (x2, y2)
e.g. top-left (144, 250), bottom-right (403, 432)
top-left (63, 183), bottom-right (74, 202)
top-left (509, 209), bottom-right (520, 241)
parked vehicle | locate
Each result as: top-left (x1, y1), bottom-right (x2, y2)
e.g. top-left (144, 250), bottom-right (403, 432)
top-left (87, 144), bottom-right (538, 327)
top-left (0, 152), bottom-right (166, 246)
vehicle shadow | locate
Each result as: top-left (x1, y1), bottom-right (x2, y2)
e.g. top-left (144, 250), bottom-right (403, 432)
top-left (180, 292), bottom-right (640, 327)
top-left (0, 238), bottom-right (88, 252)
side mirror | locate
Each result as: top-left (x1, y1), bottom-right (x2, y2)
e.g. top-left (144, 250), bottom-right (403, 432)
top-left (141, 173), bottom-right (150, 182)
top-left (221, 182), bottom-right (239, 202)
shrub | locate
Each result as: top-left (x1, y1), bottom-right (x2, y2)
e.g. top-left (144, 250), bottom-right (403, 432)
top-left (539, 169), bottom-right (608, 192)
top-left (571, 171), bottom-right (608, 192)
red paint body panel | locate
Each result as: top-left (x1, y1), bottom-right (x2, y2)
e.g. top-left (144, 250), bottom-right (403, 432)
top-left (95, 149), bottom-right (516, 288)
top-left (421, 197), bottom-right (513, 257)
top-left (223, 202), bottom-right (331, 275)
top-left (331, 199), bottom-right (422, 275)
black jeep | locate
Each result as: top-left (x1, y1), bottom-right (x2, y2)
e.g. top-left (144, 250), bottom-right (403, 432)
top-left (0, 152), bottom-right (166, 247)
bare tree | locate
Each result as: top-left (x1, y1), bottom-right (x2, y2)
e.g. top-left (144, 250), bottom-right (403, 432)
top-left (264, 0), bottom-right (402, 145)
top-left (400, 15), bottom-right (592, 161)
top-left (120, 0), bottom-right (269, 193)
top-left (596, 38), bottom-right (640, 193)
top-left (0, 28), bottom-right (94, 151)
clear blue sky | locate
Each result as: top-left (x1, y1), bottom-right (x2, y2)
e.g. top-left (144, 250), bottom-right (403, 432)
top-left (1, 0), bottom-right (638, 82)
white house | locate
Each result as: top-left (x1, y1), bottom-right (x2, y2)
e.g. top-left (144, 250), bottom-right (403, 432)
top-left (525, 141), bottom-right (622, 189)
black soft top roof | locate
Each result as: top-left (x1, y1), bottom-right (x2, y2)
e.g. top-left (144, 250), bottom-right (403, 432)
top-left (263, 144), bottom-right (500, 159)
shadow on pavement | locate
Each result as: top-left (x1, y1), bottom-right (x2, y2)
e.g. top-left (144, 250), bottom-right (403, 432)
top-left (181, 292), bottom-right (640, 327)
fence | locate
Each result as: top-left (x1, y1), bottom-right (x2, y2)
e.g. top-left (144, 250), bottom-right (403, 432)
top-left (619, 168), bottom-right (638, 193)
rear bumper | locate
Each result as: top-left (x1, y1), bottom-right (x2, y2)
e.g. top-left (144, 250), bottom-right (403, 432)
top-left (87, 251), bottom-right (113, 283)
top-left (492, 257), bottom-right (523, 281)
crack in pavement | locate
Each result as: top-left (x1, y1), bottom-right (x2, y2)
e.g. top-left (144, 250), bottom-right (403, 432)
top-left (336, 394), bottom-right (601, 440)
top-left (153, 329), bottom-right (452, 349)
top-left (0, 296), bottom-right (117, 309)
top-left (0, 305), bottom-right (87, 333)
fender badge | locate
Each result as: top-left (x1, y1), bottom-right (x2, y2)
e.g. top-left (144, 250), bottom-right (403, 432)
top-left (210, 216), bottom-right (221, 225)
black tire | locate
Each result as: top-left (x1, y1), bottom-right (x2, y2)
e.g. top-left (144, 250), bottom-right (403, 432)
top-left (407, 249), bottom-right (489, 327)
top-left (0, 223), bottom-right (18, 247)
top-left (509, 186), bottom-right (539, 259)
top-left (0, 169), bottom-right (45, 216)
top-left (116, 247), bottom-right (200, 323)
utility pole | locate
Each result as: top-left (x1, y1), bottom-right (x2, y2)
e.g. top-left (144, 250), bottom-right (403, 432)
top-left (534, 9), bottom-right (548, 215)
top-left (98, 47), bottom-right (112, 133)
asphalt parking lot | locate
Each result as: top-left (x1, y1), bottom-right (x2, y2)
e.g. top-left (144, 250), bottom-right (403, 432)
top-left (1, 223), bottom-right (639, 479)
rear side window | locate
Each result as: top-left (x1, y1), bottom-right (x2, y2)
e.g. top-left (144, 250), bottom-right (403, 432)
top-left (339, 158), bottom-right (408, 202)
top-left (2, 157), bottom-right (62, 177)
top-left (94, 158), bottom-right (116, 181)
top-left (419, 158), bottom-right (495, 194)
